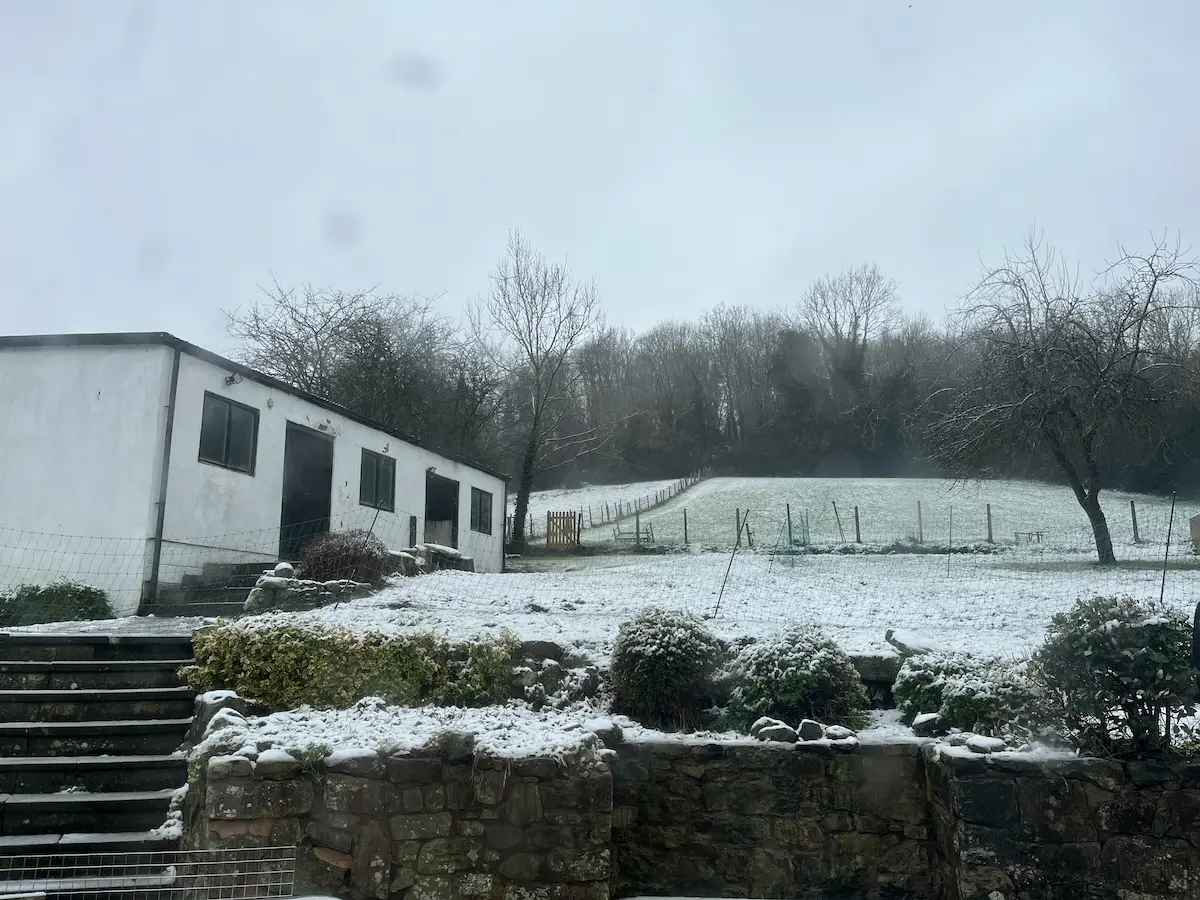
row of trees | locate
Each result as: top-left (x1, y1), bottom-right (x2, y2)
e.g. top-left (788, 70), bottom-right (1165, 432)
top-left (226, 230), bottom-right (1200, 561)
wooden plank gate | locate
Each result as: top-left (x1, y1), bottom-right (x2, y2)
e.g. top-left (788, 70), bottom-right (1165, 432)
top-left (546, 511), bottom-right (582, 548)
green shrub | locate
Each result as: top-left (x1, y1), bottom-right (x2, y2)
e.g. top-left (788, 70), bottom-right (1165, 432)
top-left (725, 625), bottom-right (869, 730)
top-left (182, 622), bottom-right (517, 710)
top-left (1030, 596), bottom-right (1195, 756)
top-left (610, 608), bottom-right (722, 728)
top-left (0, 581), bottom-right (113, 627)
top-left (894, 651), bottom-right (1038, 736)
top-left (299, 529), bottom-right (389, 583)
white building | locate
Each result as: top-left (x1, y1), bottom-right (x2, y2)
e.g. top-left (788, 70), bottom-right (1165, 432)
top-left (0, 333), bottom-right (509, 616)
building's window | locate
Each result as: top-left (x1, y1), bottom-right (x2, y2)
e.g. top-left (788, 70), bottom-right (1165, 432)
top-left (470, 487), bottom-right (493, 535)
top-left (198, 392), bottom-right (258, 474)
top-left (360, 449), bottom-right (396, 512)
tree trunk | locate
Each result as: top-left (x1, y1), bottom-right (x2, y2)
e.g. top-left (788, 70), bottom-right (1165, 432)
top-left (508, 434), bottom-right (540, 553)
top-left (1080, 492), bottom-right (1117, 564)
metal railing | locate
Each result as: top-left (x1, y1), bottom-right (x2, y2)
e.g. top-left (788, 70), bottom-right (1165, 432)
top-left (0, 847), bottom-right (297, 900)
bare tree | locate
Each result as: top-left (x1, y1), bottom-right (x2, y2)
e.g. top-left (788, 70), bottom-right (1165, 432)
top-left (800, 264), bottom-right (900, 392)
top-left (470, 230), bottom-right (602, 551)
top-left (927, 232), bottom-right (1199, 563)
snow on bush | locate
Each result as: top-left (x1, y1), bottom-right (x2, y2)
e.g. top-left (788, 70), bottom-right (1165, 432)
top-left (610, 608), bottom-right (722, 728)
top-left (725, 625), bottom-right (869, 731)
top-left (1031, 595), bottom-right (1196, 756)
top-left (299, 529), bottom-right (390, 583)
top-left (183, 621), bottom-right (517, 711)
top-left (894, 651), bottom-right (1038, 737)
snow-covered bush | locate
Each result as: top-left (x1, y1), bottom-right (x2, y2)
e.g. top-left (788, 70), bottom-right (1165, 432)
top-left (299, 529), bottom-right (389, 584)
top-left (183, 622), bottom-right (517, 711)
top-left (610, 608), bottom-right (722, 728)
top-left (0, 580), bottom-right (112, 627)
top-left (1031, 596), bottom-right (1195, 756)
top-left (725, 625), bottom-right (869, 731)
top-left (894, 651), bottom-right (1037, 736)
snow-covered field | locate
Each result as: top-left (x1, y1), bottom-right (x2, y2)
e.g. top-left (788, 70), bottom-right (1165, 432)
top-left (581, 476), bottom-right (1198, 553)
top-left (509, 479), bottom-right (691, 532)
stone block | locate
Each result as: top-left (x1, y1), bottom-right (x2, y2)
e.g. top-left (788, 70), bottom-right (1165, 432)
top-left (313, 846), bottom-right (354, 869)
top-left (583, 772), bottom-right (613, 813)
top-left (390, 812), bottom-right (454, 841)
top-left (351, 820), bottom-right (391, 899)
top-left (1101, 836), bottom-right (1200, 895)
top-left (458, 873), bottom-right (495, 896)
top-left (954, 777), bottom-right (1017, 828)
top-left (254, 750), bottom-right (302, 781)
top-left (507, 781), bottom-right (544, 826)
top-left (424, 782), bottom-right (447, 812)
top-left (1097, 795), bottom-right (1158, 835)
top-left (206, 777), bottom-right (314, 820)
top-left (513, 758), bottom-right (560, 779)
top-left (547, 849), bottom-right (611, 882)
top-left (402, 786), bottom-right (425, 813)
top-left (386, 757), bottom-right (443, 784)
top-left (1010, 841), bottom-right (1100, 891)
top-left (207, 755), bottom-right (254, 780)
top-left (1155, 789), bottom-right (1200, 839)
top-left (771, 817), bottom-right (822, 849)
top-left (486, 823), bottom-right (525, 851)
top-left (499, 853), bottom-right (542, 883)
top-left (393, 841), bottom-right (421, 868)
top-left (1017, 776), bottom-right (1097, 842)
top-left (417, 837), bottom-right (483, 875)
top-left (325, 774), bottom-right (397, 816)
top-left (503, 885), bottom-right (571, 900)
top-left (326, 750), bottom-right (384, 778)
top-left (305, 820), bottom-right (353, 854)
top-left (1126, 759), bottom-right (1178, 788)
top-left (474, 769), bottom-right (508, 805)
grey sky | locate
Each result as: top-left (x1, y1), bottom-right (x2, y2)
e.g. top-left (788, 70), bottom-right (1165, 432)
top-left (2, 1), bottom-right (1197, 354)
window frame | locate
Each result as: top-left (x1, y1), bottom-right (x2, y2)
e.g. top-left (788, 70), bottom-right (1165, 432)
top-left (197, 391), bottom-right (259, 475)
top-left (470, 487), bottom-right (494, 535)
top-left (359, 448), bottom-right (396, 513)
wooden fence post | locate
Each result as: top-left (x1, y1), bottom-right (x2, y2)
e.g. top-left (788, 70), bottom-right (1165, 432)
top-left (736, 508), bottom-right (742, 547)
top-left (832, 502), bottom-right (845, 542)
top-left (546, 511), bottom-right (551, 548)
top-left (986, 503), bottom-right (994, 543)
top-left (1131, 499), bottom-right (1141, 543)
top-left (917, 501), bottom-right (924, 544)
top-left (854, 506), bottom-right (862, 543)
top-left (684, 508), bottom-right (689, 545)
top-left (635, 511), bottom-right (641, 545)
top-left (786, 503), bottom-right (794, 546)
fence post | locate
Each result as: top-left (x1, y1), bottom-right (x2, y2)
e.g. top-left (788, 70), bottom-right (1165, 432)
top-left (588, 506), bottom-right (594, 527)
top-left (635, 511), bottom-right (641, 546)
top-left (917, 501), bottom-right (924, 544)
top-left (528, 515), bottom-right (533, 538)
top-left (832, 502), bottom-right (845, 542)
top-left (546, 512), bottom-right (551, 548)
top-left (683, 508), bottom-right (689, 545)
top-left (1131, 499), bottom-right (1141, 543)
top-left (854, 506), bottom-right (862, 543)
top-left (786, 503), bottom-right (794, 546)
top-left (736, 508), bottom-right (742, 547)
top-left (986, 503), bottom-right (994, 543)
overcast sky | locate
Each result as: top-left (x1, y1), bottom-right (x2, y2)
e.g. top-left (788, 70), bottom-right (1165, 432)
top-left (2, 1), bottom-right (1197, 353)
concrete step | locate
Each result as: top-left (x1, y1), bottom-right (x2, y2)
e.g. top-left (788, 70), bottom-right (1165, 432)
top-left (0, 790), bottom-right (177, 836)
top-left (147, 601), bottom-right (245, 619)
top-left (0, 634), bottom-right (194, 663)
top-left (0, 687), bottom-right (195, 723)
top-left (0, 719), bottom-right (192, 757)
top-left (180, 573), bottom-right (262, 591)
top-left (0, 755), bottom-right (186, 794)
top-left (0, 659), bottom-right (193, 691)
top-left (0, 830), bottom-right (178, 855)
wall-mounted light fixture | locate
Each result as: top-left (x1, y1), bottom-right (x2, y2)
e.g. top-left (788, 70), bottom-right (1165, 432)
top-left (427, 466), bottom-right (437, 475)
top-left (224, 373), bottom-right (243, 387)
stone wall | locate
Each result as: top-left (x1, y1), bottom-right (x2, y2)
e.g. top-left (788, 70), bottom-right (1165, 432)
top-left (610, 740), bottom-right (931, 900)
top-left (192, 747), bottom-right (613, 900)
top-left (926, 746), bottom-right (1200, 900)
top-left (191, 737), bottom-right (1200, 900)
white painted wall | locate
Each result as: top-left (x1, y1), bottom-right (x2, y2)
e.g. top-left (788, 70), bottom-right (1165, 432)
top-left (0, 344), bottom-right (171, 614)
top-left (160, 352), bottom-right (506, 578)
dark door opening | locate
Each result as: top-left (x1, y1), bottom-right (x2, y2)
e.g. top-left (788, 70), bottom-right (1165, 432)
top-left (279, 423), bottom-right (335, 559)
top-left (424, 472), bottom-right (460, 549)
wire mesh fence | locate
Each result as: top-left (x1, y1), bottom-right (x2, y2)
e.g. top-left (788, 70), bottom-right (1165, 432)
top-left (0, 846), bottom-right (297, 900)
top-left (1, 486), bottom-right (1197, 660)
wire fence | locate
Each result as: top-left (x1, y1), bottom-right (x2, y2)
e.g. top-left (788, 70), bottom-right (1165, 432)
top-left (506, 472), bottom-right (706, 540)
top-left (2, 490), bottom-right (1197, 661)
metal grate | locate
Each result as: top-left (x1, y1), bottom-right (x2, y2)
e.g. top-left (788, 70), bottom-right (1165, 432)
top-left (0, 846), bottom-right (297, 900)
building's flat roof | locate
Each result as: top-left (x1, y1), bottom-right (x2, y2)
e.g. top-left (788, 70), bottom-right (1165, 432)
top-left (0, 331), bottom-right (510, 482)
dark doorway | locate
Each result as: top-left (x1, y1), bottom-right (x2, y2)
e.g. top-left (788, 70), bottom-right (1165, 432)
top-left (279, 423), bottom-right (335, 559)
top-left (424, 472), bottom-right (460, 549)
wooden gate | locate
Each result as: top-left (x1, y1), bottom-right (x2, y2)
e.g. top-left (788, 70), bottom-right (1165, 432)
top-left (546, 511), bottom-right (581, 548)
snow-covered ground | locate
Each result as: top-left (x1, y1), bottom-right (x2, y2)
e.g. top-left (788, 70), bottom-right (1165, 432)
top-left (222, 543), bottom-right (1198, 661)
top-left (509, 479), bottom-right (692, 532)
top-left (581, 476), bottom-right (1198, 552)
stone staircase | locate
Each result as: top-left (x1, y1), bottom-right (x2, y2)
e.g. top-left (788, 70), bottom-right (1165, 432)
top-left (146, 560), bottom-right (275, 618)
top-left (0, 632), bottom-right (195, 855)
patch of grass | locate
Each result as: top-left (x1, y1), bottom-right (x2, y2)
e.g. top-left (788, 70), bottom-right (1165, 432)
top-left (0, 581), bottom-right (113, 627)
top-left (1000, 557), bottom-right (1200, 574)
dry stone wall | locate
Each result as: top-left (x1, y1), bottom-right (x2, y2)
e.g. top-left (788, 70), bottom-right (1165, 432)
top-left (191, 736), bottom-right (1200, 900)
